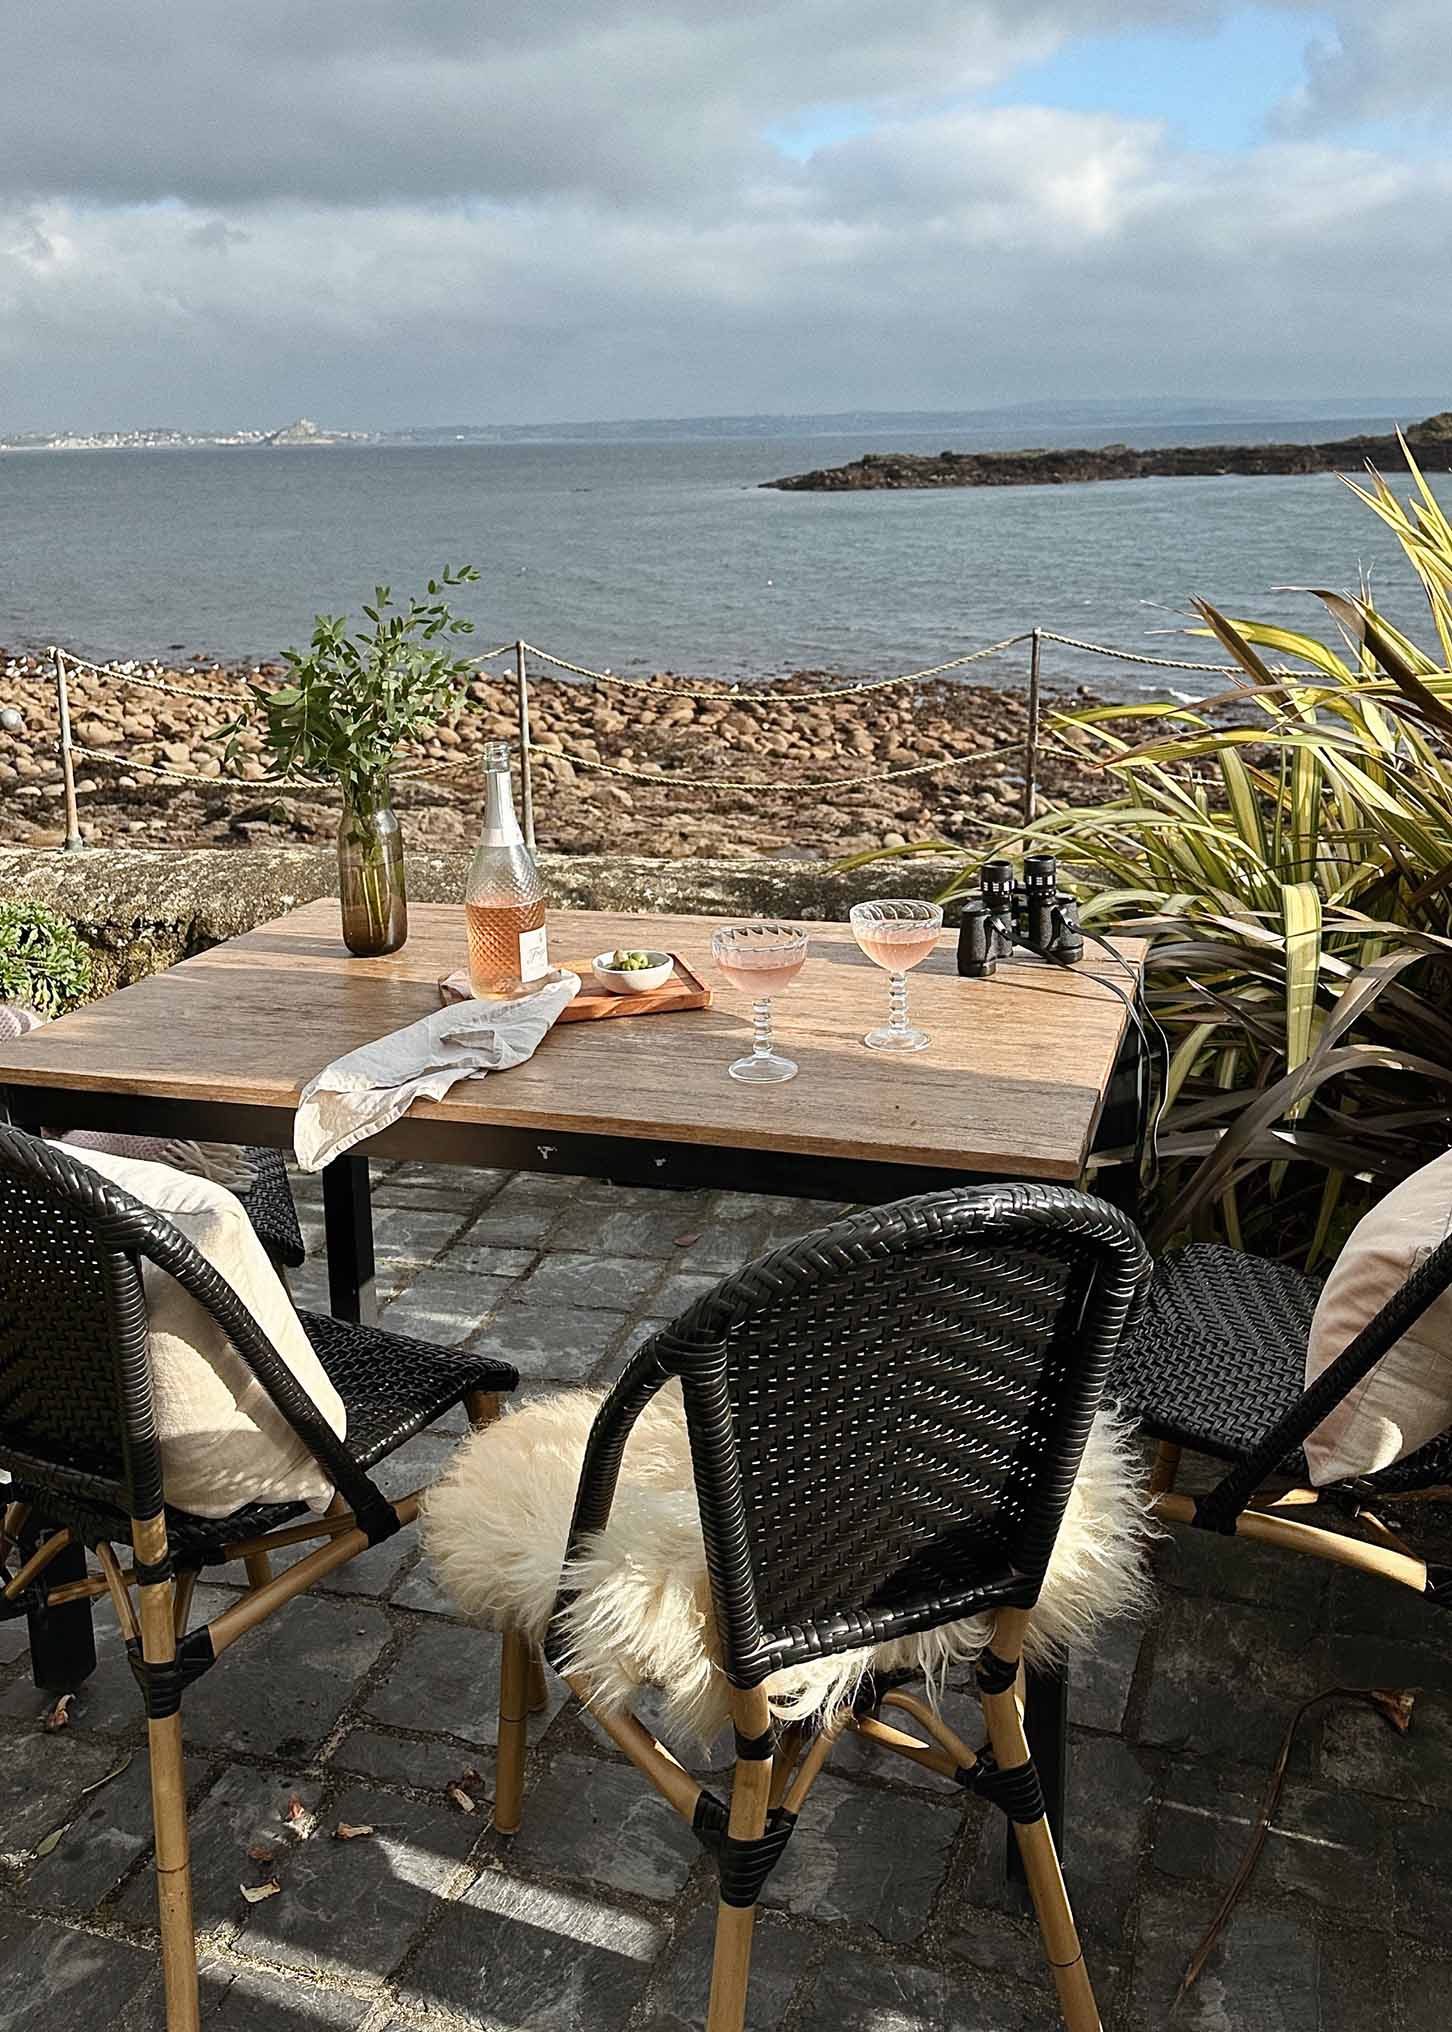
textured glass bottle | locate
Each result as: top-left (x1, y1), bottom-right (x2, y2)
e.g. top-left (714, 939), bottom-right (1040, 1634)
top-left (465, 741), bottom-right (549, 993)
top-left (337, 778), bottom-right (408, 957)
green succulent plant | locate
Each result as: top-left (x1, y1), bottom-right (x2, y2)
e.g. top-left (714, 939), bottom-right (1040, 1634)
top-left (0, 901), bottom-right (93, 1016)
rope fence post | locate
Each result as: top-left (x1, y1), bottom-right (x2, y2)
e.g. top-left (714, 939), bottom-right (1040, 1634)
top-left (51, 648), bottom-right (85, 853)
top-left (514, 640), bottom-right (536, 850)
top-left (1022, 627), bottom-right (1042, 829)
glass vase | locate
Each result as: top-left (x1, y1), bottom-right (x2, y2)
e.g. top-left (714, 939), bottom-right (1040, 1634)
top-left (337, 782), bottom-right (408, 956)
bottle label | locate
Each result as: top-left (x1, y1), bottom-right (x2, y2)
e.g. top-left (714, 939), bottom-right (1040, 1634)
top-left (518, 924), bottom-right (549, 982)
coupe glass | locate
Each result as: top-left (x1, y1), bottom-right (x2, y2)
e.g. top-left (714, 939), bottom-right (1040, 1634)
top-left (850, 898), bottom-right (944, 1052)
top-left (710, 921), bottom-right (808, 1083)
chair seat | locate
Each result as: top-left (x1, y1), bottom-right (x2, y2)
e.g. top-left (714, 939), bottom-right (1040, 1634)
top-left (1109, 1245), bottom-right (1320, 1467)
top-left (237, 1148), bottom-right (307, 1270)
top-left (13, 1312), bottom-right (515, 1565)
top-left (1110, 1243), bottom-right (1452, 1496)
top-left (422, 1382), bottom-right (1152, 1746)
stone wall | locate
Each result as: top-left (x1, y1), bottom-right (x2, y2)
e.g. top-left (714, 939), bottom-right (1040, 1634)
top-left (0, 847), bottom-right (961, 996)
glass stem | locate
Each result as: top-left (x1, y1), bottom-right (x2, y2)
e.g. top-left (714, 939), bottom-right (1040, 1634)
top-left (753, 997), bottom-right (774, 1060)
top-left (889, 971), bottom-right (909, 1034)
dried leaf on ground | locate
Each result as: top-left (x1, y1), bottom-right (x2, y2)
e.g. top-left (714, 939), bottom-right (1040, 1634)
top-left (240, 1880), bottom-right (281, 1905)
top-left (446, 1785), bottom-right (477, 1814)
top-left (43, 1695), bottom-right (72, 1733)
top-left (333, 1823), bottom-right (375, 1841)
top-left (32, 1822), bottom-right (71, 1858)
top-left (1369, 1687), bottom-right (1417, 1734)
top-left (285, 1795), bottom-right (317, 1840)
top-left (246, 1844), bottom-right (276, 1865)
top-left (78, 1753), bottom-right (133, 1798)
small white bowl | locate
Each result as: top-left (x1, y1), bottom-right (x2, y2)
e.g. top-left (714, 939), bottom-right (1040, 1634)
top-left (591, 949), bottom-right (675, 995)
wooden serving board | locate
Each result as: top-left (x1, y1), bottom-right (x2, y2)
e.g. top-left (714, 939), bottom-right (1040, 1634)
top-left (439, 952), bottom-right (713, 1022)
top-left (556, 952), bottom-right (713, 1022)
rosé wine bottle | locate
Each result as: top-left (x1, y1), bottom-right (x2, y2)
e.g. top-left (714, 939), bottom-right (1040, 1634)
top-left (465, 742), bottom-right (549, 995)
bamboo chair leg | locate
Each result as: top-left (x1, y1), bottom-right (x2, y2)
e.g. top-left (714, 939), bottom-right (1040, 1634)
top-left (1148, 1442), bottom-right (1182, 1497)
top-left (527, 1643), bottom-right (549, 1714)
top-left (465, 1389), bottom-right (501, 1430)
top-left (494, 1629), bottom-right (530, 1836)
top-left (243, 1551), bottom-right (272, 1589)
top-left (706, 1688), bottom-right (774, 2032)
top-left (982, 1613), bottom-right (1099, 2032)
top-left (134, 1521), bottom-right (200, 2032)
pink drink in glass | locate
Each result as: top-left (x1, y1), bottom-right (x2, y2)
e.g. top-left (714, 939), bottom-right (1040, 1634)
top-left (715, 954), bottom-right (806, 999)
top-left (849, 899), bottom-right (944, 1052)
top-left (709, 921), bottom-right (808, 1084)
top-left (854, 927), bottom-right (940, 974)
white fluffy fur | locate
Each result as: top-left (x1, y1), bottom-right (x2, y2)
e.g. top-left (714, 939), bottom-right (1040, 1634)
top-left (421, 1382), bottom-right (1155, 1743)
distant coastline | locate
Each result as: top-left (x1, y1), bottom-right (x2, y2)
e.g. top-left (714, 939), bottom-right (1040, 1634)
top-left (765, 413), bottom-right (1452, 492)
top-left (3, 397), bottom-right (1441, 456)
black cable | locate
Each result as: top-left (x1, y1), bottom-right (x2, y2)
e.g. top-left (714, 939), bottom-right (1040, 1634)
top-left (1039, 924), bottom-right (1170, 1193)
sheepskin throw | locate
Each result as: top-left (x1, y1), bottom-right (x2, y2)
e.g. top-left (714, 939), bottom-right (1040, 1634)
top-left (422, 1384), bottom-right (1154, 1744)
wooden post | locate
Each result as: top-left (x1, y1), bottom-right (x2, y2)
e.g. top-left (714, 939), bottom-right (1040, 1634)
top-left (52, 648), bottom-right (84, 853)
top-left (1022, 627), bottom-right (1042, 830)
top-left (515, 640), bottom-right (536, 850)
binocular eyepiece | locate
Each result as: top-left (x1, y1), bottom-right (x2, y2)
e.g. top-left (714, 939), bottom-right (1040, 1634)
top-left (956, 852), bottom-right (1083, 977)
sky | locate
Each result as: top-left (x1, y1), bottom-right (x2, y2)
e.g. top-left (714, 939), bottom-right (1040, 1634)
top-left (2, 1), bottom-right (1450, 429)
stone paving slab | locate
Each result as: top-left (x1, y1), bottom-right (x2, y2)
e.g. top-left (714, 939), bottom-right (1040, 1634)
top-left (2, 1165), bottom-right (1452, 2030)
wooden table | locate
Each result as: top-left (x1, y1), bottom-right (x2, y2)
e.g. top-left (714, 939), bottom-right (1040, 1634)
top-left (0, 897), bottom-right (1146, 1862)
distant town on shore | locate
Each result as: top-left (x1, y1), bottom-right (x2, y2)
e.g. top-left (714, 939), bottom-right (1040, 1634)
top-left (2, 396), bottom-right (1443, 455)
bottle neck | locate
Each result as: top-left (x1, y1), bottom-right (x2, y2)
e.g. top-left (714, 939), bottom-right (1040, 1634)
top-left (478, 763), bottom-right (524, 849)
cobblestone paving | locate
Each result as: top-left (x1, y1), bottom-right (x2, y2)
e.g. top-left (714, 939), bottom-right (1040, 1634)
top-left (2, 1161), bottom-right (1451, 2030)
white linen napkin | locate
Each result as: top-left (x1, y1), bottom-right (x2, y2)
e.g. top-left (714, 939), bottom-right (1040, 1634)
top-left (293, 971), bottom-right (581, 1171)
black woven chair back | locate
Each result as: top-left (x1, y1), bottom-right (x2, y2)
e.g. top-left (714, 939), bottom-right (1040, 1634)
top-left (0, 1125), bottom-right (164, 1523)
top-left (564, 1184), bottom-right (1148, 1688)
top-left (0, 1125), bottom-right (376, 1543)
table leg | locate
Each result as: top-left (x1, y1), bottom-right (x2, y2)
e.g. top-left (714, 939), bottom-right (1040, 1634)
top-left (27, 1537), bottom-right (97, 1694)
top-left (1006, 1657), bottom-right (1068, 1883)
top-left (323, 1155), bottom-right (377, 1326)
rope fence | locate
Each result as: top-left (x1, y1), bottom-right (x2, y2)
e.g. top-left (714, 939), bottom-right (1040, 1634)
top-left (0, 625), bottom-right (1338, 853)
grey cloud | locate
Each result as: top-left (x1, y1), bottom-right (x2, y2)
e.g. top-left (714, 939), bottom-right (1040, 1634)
top-left (3, 116), bottom-right (1447, 428)
top-left (5, 0), bottom-right (1226, 207)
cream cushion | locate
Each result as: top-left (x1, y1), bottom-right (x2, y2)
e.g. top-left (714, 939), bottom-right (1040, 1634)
top-left (422, 1384), bottom-right (1154, 1744)
top-left (1305, 1151), bottom-right (1452, 1486)
top-left (63, 1146), bottom-right (345, 1518)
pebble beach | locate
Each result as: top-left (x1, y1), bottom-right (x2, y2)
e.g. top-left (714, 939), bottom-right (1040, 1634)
top-left (0, 650), bottom-right (1114, 860)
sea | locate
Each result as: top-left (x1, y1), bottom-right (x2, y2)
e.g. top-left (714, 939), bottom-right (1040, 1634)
top-left (3, 408), bottom-right (1447, 700)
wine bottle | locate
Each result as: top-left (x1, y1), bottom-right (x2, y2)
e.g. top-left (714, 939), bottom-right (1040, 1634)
top-left (465, 741), bottom-right (549, 994)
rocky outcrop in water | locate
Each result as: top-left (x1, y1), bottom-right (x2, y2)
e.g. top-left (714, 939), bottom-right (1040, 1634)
top-left (765, 413), bottom-right (1452, 491)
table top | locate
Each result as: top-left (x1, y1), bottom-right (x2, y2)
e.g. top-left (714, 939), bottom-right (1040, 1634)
top-left (0, 901), bottom-right (1145, 1181)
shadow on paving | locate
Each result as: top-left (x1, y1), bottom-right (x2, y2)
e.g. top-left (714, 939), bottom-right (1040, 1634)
top-left (0, 1163), bottom-right (1449, 2029)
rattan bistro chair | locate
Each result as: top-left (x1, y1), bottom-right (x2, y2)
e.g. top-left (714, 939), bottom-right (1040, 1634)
top-left (1110, 1238), bottom-right (1452, 1600)
top-left (236, 1146), bottom-right (307, 1271)
top-left (0, 1125), bottom-right (516, 2032)
top-left (448, 1185), bottom-right (1149, 2032)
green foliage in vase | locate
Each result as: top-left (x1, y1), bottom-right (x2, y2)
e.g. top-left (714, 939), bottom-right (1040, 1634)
top-left (0, 901), bottom-right (93, 1016)
top-left (850, 441), bottom-right (1452, 1264)
top-left (223, 565), bottom-right (480, 798)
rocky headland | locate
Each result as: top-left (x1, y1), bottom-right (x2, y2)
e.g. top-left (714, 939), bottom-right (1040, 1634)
top-left (0, 649), bottom-right (1114, 862)
top-left (765, 412), bottom-right (1452, 491)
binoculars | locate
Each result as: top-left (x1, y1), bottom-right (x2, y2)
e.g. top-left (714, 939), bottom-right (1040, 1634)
top-left (956, 854), bottom-right (1084, 977)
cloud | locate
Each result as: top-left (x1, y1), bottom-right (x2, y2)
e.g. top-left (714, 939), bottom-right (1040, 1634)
top-left (1, 0), bottom-right (1223, 209)
top-left (0, 1), bottom-right (1447, 425)
top-left (1276, 2), bottom-right (1452, 128)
